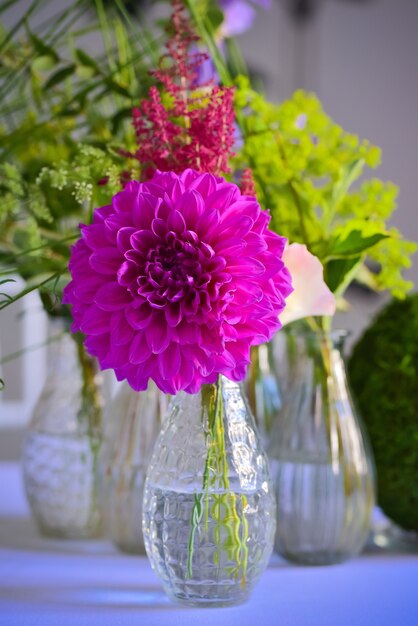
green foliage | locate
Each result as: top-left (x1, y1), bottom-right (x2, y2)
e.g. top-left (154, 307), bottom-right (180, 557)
top-left (0, 144), bottom-right (136, 314)
top-left (348, 295), bottom-right (418, 531)
top-left (0, 0), bottom-right (160, 314)
top-left (233, 80), bottom-right (416, 299)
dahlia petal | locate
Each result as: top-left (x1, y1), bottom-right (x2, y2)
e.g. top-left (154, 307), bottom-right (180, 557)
top-left (176, 189), bottom-right (204, 225)
top-left (113, 190), bottom-right (138, 213)
top-left (79, 304), bottom-right (110, 335)
top-left (125, 303), bottom-right (153, 329)
top-left (222, 199), bottom-right (259, 222)
top-left (117, 227), bottom-right (137, 253)
top-left (151, 218), bottom-right (167, 238)
top-left (171, 178), bottom-right (185, 203)
top-left (123, 180), bottom-right (142, 194)
top-left (181, 290), bottom-right (200, 316)
top-left (81, 224), bottom-right (110, 250)
top-left (244, 232), bottom-right (268, 255)
top-left (148, 316), bottom-right (170, 353)
top-left (199, 325), bottom-right (224, 353)
top-left (206, 184), bottom-right (240, 210)
top-left (132, 194), bottom-right (160, 229)
top-left (195, 208), bottom-right (220, 236)
top-left (130, 229), bottom-right (156, 252)
top-left (110, 311), bottom-right (135, 345)
top-left (103, 340), bottom-right (131, 369)
top-left (129, 332), bottom-right (151, 364)
top-left (205, 255), bottom-right (227, 273)
top-left (169, 353), bottom-right (195, 392)
top-left (172, 320), bottom-right (201, 344)
top-left (159, 342), bottom-right (181, 379)
top-left (104, 214), bottom-right (133, 242)
top-left (189, 173), bottom-right (217, 198)
top-left (73, 275), bottom-right (107, 303)
top-left (156, 197), bottom-right (172, 222)
top-left (164, 302), bottom-right (182, 327)
top-left (125, 356), bottom-right (158, 391)
top-left (151, 171), bottom-right (177, 188)
top-left (142, 182), bottom-right (166, 199)
top-left (85, 333), bottom-right (110, 359)
top-left (252, 210), bottom-right (270, 234)
top-left (62, 282), bottom-right (74, 305)
top-left (227, 257), bottom-right (265, 276)
top-left (179, 168), bottom-right (199, 187)
top-left (214, 238), bottom-right (245, 257)
top-left (215, 215), bottom-right (253, 239)
top-left (94, 282), bottom-right (131, 311)
top-left (93, 205), bottom-right (113, 224)
top-left (266, 232), bottom-right (287, 257)
top-left (89, 248), bottom-right (123, 275)
top-left (167, 209), bottom-right (186, 234)
top-left (117, 260), bottom-right (139, 287)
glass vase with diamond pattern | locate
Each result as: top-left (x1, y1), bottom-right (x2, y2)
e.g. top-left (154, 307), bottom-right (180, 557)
top-left (142, 375), bottom-right (276, 607)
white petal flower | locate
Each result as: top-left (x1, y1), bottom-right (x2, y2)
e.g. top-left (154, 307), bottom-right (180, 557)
top-left (280, 243), bottom-right (336, 326)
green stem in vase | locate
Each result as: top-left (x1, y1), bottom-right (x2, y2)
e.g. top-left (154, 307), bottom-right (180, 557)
top-left (75, 337), bottom-right (102, 455)
top-left (187, 377), bottom-right (249, 584)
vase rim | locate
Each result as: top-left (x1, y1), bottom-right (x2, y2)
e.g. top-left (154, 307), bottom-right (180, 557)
top-left (284, 326), bottom-right (350, 342)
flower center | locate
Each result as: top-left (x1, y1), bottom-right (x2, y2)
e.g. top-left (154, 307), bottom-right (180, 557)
top-left (122, 229), bottom-right (230, 318)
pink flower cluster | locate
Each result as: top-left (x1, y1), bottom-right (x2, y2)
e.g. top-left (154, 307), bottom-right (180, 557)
top-left (64, 169), bottom-right (292, 394)
top-left (133, 86), bottom-right (235, 178)
top-left (131, 0), bottom-right (235, 178)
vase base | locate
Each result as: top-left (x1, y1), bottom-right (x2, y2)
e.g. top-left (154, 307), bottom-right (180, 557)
top-left (278, 549), bottom-right (354, 566)
top-left (113, 540), bottom-right (146, 556)
top-left (168, 591), bottom-right (250, 608)
top-left (37, 522), bottom-right (102, 541)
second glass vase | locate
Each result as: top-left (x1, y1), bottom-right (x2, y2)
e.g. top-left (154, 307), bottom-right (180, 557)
top-left (269, 327), bottom-right (376, 565)
top-left (99, 381), bottom-right (168, 553)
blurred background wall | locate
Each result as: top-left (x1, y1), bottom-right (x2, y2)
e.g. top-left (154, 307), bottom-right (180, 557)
top-left (1, 0), bottom-right (417, 457)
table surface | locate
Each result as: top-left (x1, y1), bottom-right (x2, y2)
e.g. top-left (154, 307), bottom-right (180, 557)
top-left (1, 462), bottom-right (417, 626)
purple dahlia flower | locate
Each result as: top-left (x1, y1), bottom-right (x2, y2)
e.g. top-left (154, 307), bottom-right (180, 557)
top-left (64, 169), bottom-right (292, 394)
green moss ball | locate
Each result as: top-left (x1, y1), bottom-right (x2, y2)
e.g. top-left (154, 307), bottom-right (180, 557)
top-left (348, 294), bottom-right (418, 531)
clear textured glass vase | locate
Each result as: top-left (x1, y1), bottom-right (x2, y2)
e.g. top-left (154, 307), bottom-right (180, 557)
top-left (142, 375), bottom-right (276, 607)
top-left (22, 320), bottom-right (103, 539)
top-left (99, 381), bottom-right (168, 553)
top-left (246, 343), bottom-right (282, 449)
top-left (269, 328), bottom-right (375, 565)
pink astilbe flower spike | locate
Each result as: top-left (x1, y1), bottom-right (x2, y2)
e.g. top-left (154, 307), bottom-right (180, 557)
top-left (63, 169), bottom-right (293, 394)
top-left (130, 0), bottom-right (236, 178)
top-left (240, 168), bottom-right (256, 197)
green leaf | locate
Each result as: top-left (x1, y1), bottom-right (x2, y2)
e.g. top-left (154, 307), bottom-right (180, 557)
top-left (330, 158), bottom-right (365, 210)
top-left (74, 48), bottom-right (100, 74)
top-left (44, 64), bottom-right (76, 89)
top-left (206, 3), bottom-right (224, 30)
top-left (32, 55), bottom-right (57, 72)
top-left (26, 28), bottom-right (59, 62)
top-left (328, 229), bottom-right (389, 258)
top-left (325, 256), bottom-right (362, 294)
top-left (103, 78), bottom-right (131, 99)
top-left (184, 0), bottom-right (233, 87)
top-left (111, 107), bottom-right (133, 133)
top-left (76, 66), bottom-right (96, 80)
top-left (0, 278), bottom-right (16, 287)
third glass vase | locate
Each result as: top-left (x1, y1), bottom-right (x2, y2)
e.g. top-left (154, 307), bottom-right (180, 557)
top-left (269, 328), bottom-right (375, 565)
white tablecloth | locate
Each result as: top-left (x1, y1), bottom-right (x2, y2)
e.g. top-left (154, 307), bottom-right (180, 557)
top-left (1, 462), bottom-right (417, 626)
